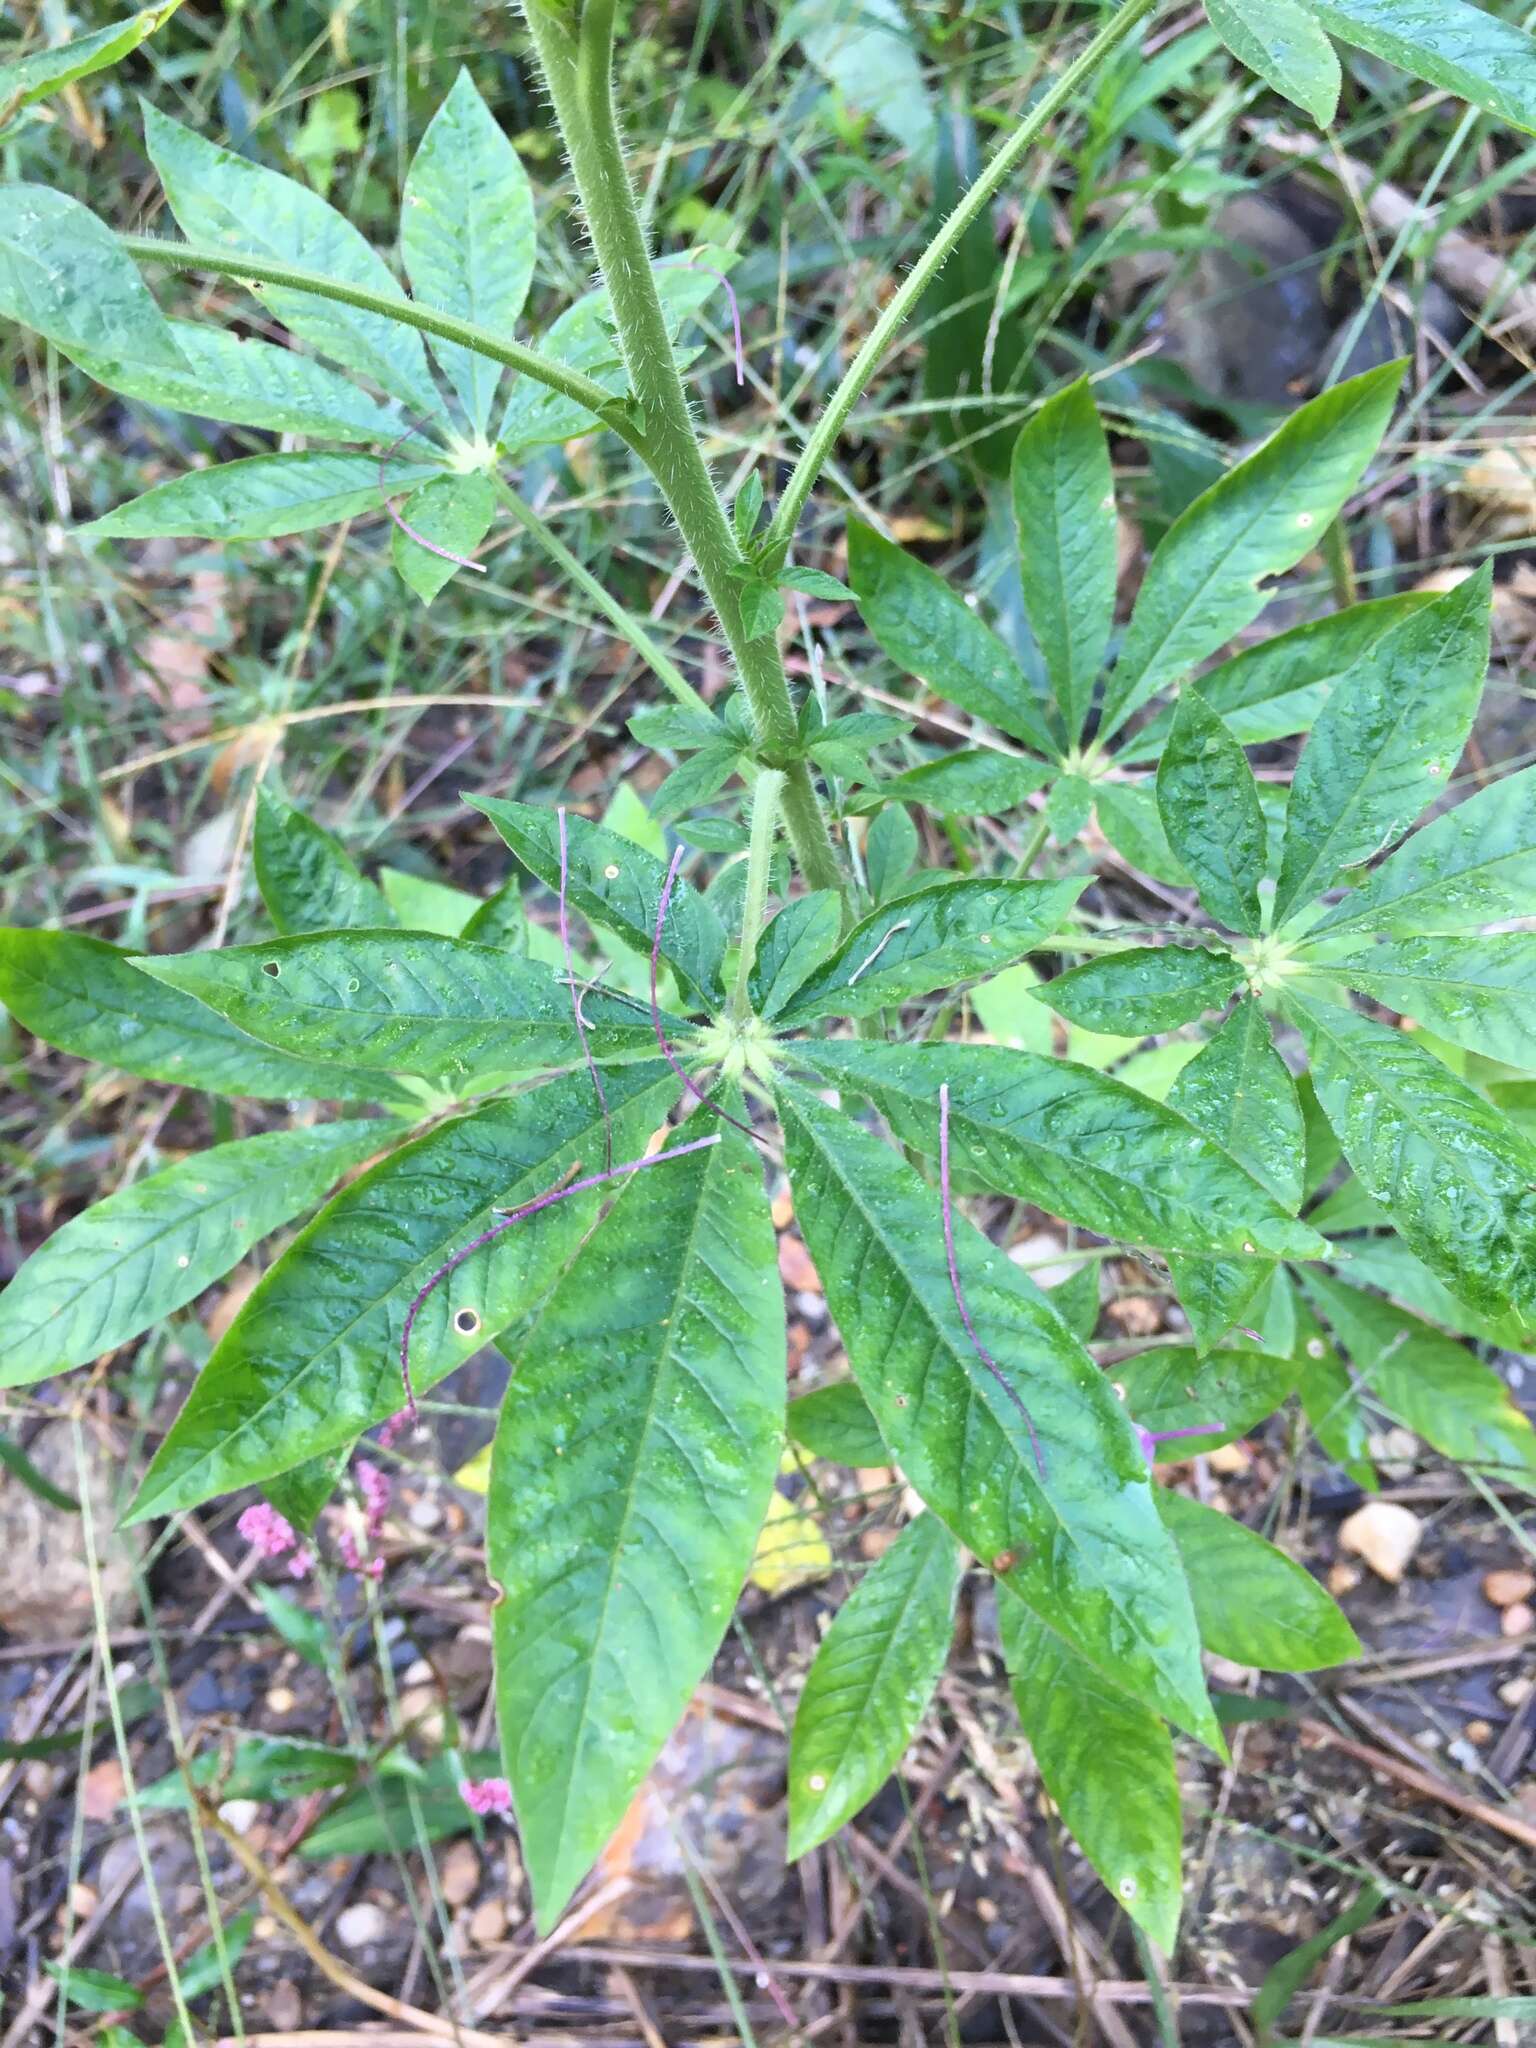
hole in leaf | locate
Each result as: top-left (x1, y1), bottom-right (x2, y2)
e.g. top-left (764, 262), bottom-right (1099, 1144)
top-left (262, 961), bottom-right (281, 978)
top-left (454, 1308), bottom-right (481, 1337)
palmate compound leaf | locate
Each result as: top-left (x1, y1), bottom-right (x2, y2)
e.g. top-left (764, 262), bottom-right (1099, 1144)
top-left (468, 795), bottom-right (727, 1010)
top-left (1035, 945), bottom-right (1241, 1037)
top-left (1304, 0), bottom-right (1536, 135)
top-left (786, 1514), bottom-right (961, 1856)
top-left (748, 891), bottom-right (843, 1021)
top-left (787, 1380), bottom-right (891, 1467)
top-left (1153, 1489), bottom-right (1360, 1671)
top-left (1302, 1269), bottom-right (1536, 1483)
top-left (787, 0), bottom-right (934, 155)
top-left (1094, 782), bottom-right (1192, 888)
top-left (264, 1443), bottom-right (354, 1536)
top-left (775, 876), bottom-right (1084, 1026)
top-left (1113, 1344), bottom-right (1298, 1458)
top-left (401, 68), bottom-right (535, 436)
top-left (1337, 1230), bottom-right (1535, 1352)
top-left (497, 260), bottom-right (727, 452)
top-left (1010, 378), bottom-right (1118, 745)
top-left (132, 931), bottom-right (667, 1091)
top-left (126, 1063), bottom-right (680, 1521)
top-left (1273, 567), bottom-right (1492, 929)
top-left (1205, 0), bottom-right (1342, 124)
top-left (1168, 1003), bottom-right (1304, 1210)
top-left (1306, 760), bottom-right (1536, 941)
top-left (142, 103), bottom-right (442, 418)
top-left (0, 186), bottom-right (185, 369)
top-left (997, 1580), bottom-right (1183, 1950)
top-left (1162, 1003), bottom-right (1305, 1349)
top-left (795, 1040), bottom-right (1325, 1263)
top-left (64, 323), bottom-right (403, 443)
top-left (253, 788), bottom-right (396, 936)
top-left (1297, 934), bottom-right (1536, 1072)
top-left (0, 1119), bottom-right (397, 1387)
top-left (1099, 363), bottom-right (1403, 740)
top-left (1121, 590), bottom-right (1436, 760)
top-left (82, 451), bottom-right (444, 543)
top-left (489, 1106), bottom-right (783, 1931)
top-left (391, 471), bottom-right (496, 604)
top-left (1290, 1285), bottom-right (1376, 1489)
top-left (0, 928), bottom-right (401, 1103)
top-left (864, 751), bottom-right (1051, 820)
top-left (1285, 987), bottom-right (1536, 1326)
top-left (1155, 688), bottom-right (1267, 935)
top-left (777, 1079), bottom-right (1221, 1749)
top-left (846, 521), bottom-right (1061, 759)
top-left (0, 4), bottom-right (184, 118)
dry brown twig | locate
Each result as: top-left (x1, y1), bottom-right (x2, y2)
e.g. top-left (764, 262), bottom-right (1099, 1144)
top-left (1252, 125), bottom-right (1536, 346)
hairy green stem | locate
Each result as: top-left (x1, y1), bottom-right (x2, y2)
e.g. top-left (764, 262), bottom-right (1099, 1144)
top-left (520, 1), bottom-right (844, 899)
top-left (120, 233), bottom-right (630, 433)
top-left (761, 0), bottom-right (1162, 557)
top-left (493, 476), bottom-right (710, 716)
top-left (730, 769), bottom-right (783, 1020)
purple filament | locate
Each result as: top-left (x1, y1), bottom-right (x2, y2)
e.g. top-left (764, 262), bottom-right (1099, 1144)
top-left (377, 426), bottom-right (486, 574)
top-left (1138, 1424), bottom-right (1226, 1462)
top-left (397, 1130), bottom-right (721, 1416)
top-left (658, 255), bottom-right (746, 385)
top-left (650, 848), bottom-right (757, 1141)
top-left (558, 807), bottom-right (613, 1174)
top-left (938, 1084), bottom-right (1046, 1479)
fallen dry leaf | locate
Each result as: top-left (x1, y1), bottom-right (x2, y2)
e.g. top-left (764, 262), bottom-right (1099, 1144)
top-left (1483, 1568), bottom-right (1536, 1610)
top-left (749, 1486), bottom-right (832, 1595)
top-left (135, 570), bottom-right (230, 742)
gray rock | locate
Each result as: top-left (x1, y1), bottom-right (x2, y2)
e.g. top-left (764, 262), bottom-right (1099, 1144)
top-left (1319, 281), bottom-right (1465, 385)
top-left (0, 1421), bottom-right (147, 1637)
top-left (1145, 192), bottom-right (1334, 405)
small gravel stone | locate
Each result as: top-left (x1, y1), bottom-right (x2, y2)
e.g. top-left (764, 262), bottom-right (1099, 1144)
top-left (265, 1980), bottom-right (302, 2030)
top-left (336, 1902), bottom-right (388, 1950)
top-left (1483, 1568), bottom-right (1536, 1610)
top-left (1339, 1500), bottom-right (1422, 1583)
top-left (1500, 1601), bottom-right (1534, 1639)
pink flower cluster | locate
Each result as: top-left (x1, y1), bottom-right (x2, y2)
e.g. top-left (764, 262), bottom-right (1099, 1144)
top-left (236, 1502), bottom-right (313, 1579)
top-left (376, 1408), bottom-right (411, 1452)
top-left (459, 1777), bottom-right (513, 1818)
top-left (333, 1458), bottom-right (391, 1581)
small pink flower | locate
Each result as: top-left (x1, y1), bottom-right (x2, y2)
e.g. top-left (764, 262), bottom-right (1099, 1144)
top-left (287, 1546), bottom-right (315, 1580)
top-left (237, 1502), bottom-right (299, 1560)
top-left (356, 1459), bottom-right (390, 1540)
top-left (376, 1409), bottom-right (411, 1451)
top-left (334, 1518), bottom-right (385, 1582)
top-left (459, 1777), bottom-right (513, 1818)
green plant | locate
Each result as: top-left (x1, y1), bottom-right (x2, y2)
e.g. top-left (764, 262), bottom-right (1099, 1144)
top-left (4, 0), bottom-right (1536, 1954)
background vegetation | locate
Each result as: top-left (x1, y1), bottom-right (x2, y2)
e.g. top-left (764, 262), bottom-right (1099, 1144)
top-left (4, 0), bottom-right (1536, 2040)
